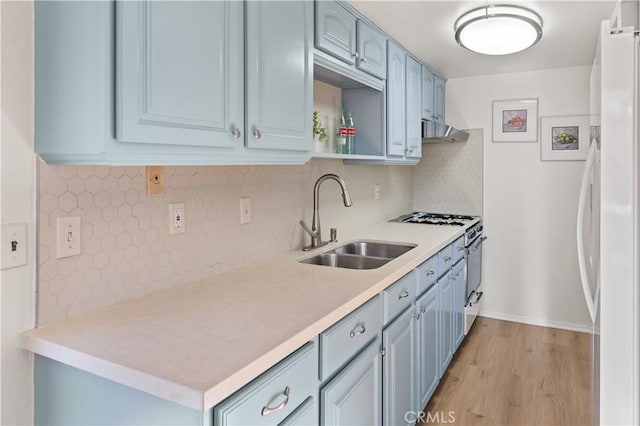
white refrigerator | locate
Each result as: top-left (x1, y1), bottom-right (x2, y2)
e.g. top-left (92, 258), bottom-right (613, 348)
top-left (578, 8), bottom-right (640, 425)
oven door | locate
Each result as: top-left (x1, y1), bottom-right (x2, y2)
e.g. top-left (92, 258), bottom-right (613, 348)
top-left (466, 235), bottom-right (486, 303)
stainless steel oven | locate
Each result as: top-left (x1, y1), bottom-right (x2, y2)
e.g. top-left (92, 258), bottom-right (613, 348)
top-left (464, 222), bottom-right (486, 334)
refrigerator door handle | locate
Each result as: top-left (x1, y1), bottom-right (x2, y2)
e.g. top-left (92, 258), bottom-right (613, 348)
top-left (577, 140), bottom-right (598, 323)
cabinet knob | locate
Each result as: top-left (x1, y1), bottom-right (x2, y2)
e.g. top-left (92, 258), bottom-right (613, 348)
top-left (253, 129), bottom-right (262, 139)
top-left (444, 256), bottom-right (452, 262)
top-left (261, 386), bottom-right (290, 416)
top-left (361, 56), bottom-right (367, 63)
top-left (414, 313), bottom-right (421, 320)
top-left (457, 246), bottom-right (465, 252)
top-left (231, 128), bottom-right (241, 139)
top-left (426, 270), bottom-right (435, 276)
top-left (352, 52), bottom-right (359, 59)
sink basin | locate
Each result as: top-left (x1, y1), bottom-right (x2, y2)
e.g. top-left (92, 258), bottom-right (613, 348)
top-left (299, 253), bottom-right (390, 270)
top-left (299, 240), bottom-right (417, 270)
top-left (333, 241), bottom-right (416, 259)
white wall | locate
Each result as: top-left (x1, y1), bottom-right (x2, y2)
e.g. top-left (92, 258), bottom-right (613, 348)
top-left (0, 1), bottom-right (36, 425)
top-left (444, 66), bottom-right (592, 331)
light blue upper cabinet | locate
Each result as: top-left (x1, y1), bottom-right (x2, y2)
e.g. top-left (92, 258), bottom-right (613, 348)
top-left (383, 307), bottom-right (416, 426)
top-left (386, 41), bottom-right (406, 157)
top-left (246, 1), bottom-right (313, 152)
top-left (315, 1), bottom-right (356, 64)
top-left (406, 56), bottom-right (422, 159)
top-left (421, 66), bottom-right (434, 120)
top-left (117, 1), bottom-right (243, 148)
top-left (434, 75), bottom-right (446, 123)
top-left (356, 21), bottom-right (386, 79)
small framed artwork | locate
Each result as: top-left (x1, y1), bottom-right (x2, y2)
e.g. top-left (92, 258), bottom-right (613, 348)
top-left (492, 99), bottom-right (539, 142)
top-left (540, 115), bottom-right (590, 161)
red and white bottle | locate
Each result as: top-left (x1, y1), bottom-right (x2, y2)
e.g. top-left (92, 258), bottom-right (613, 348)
top-left (336, 110), bottom-right (347, 154)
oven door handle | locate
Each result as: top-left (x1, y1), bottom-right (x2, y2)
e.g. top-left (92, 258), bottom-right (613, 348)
top-left (467, 236), bottom-right (487, 253)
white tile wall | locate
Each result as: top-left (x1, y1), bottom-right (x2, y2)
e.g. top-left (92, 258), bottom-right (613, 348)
top-left (37, 159), bottom-right (413, 325)
top-left (413, 129), bottom-right (483, 216)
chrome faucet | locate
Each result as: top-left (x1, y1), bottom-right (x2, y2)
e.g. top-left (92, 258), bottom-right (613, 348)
top-left (300, 174), bottom-right (353, 251)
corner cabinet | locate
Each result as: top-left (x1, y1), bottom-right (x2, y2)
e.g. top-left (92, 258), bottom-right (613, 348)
top-left (35, 0), bottom-right (313, 165)
top-left (246, 1), bottom-right (313, 152)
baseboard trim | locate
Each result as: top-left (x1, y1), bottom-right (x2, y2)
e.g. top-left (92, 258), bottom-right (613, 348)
top-left (479, 310), bottom-right (593, 333)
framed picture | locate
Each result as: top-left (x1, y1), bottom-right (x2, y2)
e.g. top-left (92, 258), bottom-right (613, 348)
top-left (540, 115), bottom-right (590, 161)
top-left (492, 99), bottom-right (539, 142)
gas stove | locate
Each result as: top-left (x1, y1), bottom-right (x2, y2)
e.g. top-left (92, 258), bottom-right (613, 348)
top-left (390, 212), bottom-right (479, 227)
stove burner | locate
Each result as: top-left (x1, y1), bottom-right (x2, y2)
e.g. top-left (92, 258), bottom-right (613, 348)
top-left (391, 212), bottom-right (479, 226)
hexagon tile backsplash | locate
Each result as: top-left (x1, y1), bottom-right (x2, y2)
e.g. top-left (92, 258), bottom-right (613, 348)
top-left (37, 159), bottom-right (413, 326)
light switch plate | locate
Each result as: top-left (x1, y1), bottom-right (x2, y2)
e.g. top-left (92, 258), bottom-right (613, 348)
top-left (1, 223), bottom-right (27, 270)
top-left (56, 216), bottom-right (82, 259)
top-left (169, 202), bottom-right (185, 235)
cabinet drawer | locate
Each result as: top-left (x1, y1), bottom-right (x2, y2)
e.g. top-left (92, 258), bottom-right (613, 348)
top-left (214, 341), bottom-right (318, 426)
top-left (320, 296), bottom-right (381, 381)
top-left (437, 244), bottom-right (453, 277)
top-left (452, 235), bottom-right (465, 265)
top-left (383, 270), bottom-right (416, 324)
top-left (417, 255), bottom-right (438, 296)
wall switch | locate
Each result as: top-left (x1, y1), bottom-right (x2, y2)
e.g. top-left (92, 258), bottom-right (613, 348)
top-left (56, 216), bottom-right (82, 259)
top-left (374, 184), bottom-right (381, 200)
top-left (146, 166), bottom-right (164, 197)
top-left (169, 202), bottom-right (185, 235)
top-left (240, 197), bottom-right (252, 224)
top-left (1, 223), bottom-right (27, 270)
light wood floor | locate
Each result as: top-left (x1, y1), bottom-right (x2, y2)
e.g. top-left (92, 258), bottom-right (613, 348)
top-left (419, 317), bottom-right (592, 426)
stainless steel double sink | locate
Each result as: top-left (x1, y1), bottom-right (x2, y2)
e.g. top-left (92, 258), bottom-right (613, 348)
top-left (299, 240), bottom-right (417, 270)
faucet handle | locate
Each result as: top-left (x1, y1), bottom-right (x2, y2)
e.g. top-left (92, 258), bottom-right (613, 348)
top-left (330, 228), bottom-right (337, 243)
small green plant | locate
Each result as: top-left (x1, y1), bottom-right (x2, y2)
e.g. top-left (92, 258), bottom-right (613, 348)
top-left (312, 111), bottom-right (328, 143)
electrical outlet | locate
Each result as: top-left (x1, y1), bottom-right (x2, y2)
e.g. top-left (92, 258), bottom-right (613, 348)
top-left (374, 184), bottom-right (381, 200)
top-left (169, 202), bottom-right (185, 235)
top-left (240, 197), bottom-right (252, 224)
top-left (56, 216), bottom-right (82, 259)
top-left (1, 223), bottom-right (27, 270)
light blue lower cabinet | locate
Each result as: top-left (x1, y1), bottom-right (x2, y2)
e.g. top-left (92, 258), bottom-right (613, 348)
top-left (415, 282), bottom-right (440, 411)
top-left (382, 307), bottom-right (416, 426)
top-left (439, 269), bottom-right (454, 375)
top-left (320, 339), bottom-right (383, 426)
top-left (35, 356), bottom-right (212, 426)
top-left (280, 397), bottom-right (317, 426)
top-left (214, 341), bottom-right (318, 426)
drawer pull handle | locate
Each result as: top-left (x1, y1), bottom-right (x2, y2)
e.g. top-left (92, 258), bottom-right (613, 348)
top-left (420, 307), bottom-right (427, 314)
top-left (444, 256), bottom-right (452, 262)
top-left (426, 270), bottom-right (435, 276)
top-left (457, 246), bottom-right (465, 251)
top-left (398, 289), bottom-right (409, 299)
top-left (349, 322), bottom-right (366, 338)
top-left (261, 386), bottom-right (290, 417)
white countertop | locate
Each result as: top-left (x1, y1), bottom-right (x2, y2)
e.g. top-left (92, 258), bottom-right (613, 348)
top-left (22, 221), bottom-right (470, 411)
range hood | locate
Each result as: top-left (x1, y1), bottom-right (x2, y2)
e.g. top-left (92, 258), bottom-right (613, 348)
top-left (421, 120), bottom-right (470, 143)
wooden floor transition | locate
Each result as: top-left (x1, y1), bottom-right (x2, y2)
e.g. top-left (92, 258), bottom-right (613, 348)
top-left (419, 317), bottom-right (592, 426)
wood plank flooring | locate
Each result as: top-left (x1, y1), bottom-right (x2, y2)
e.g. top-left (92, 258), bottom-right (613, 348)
top-left (419, 317), bottom-right (592, 426)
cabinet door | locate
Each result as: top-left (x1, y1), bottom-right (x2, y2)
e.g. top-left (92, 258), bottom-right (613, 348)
top-left (416, 283), bottom-right (440, 410)
top-left (315, 1), bottom-right (356, 65)
top-left (421, 67), bottom-right (434, 120)
top-left (383, 307), bottom-right (416, 426)
top-left (434, 76), bottom-right (445, 123)
top-left (439, 270), bottom-right (453, 374)
top-left (321, 340), bottom-right (382, 426)
top-left (386, 41), bottom-right (406, 157)
top-left (453, 259), bottom-right (467, 350)
top-left (356, 21), bottom-right (386, 79)
top-left (117, 1), bottom-right (243, 148)
top-left (406, 56), bottom-right (422, 159)
top-left (246, 1), bottom-right (313, 152)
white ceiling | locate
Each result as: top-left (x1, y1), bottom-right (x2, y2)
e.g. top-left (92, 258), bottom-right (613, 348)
top-left (348, 1), bottom-right (617, 79)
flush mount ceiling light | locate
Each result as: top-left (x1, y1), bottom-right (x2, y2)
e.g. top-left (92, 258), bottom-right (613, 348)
top-left (454, 4), bottom-right (543, 55)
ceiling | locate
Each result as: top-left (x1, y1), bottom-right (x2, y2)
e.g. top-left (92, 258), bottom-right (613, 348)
top-left (348, 1), bottom-right (617, 79)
